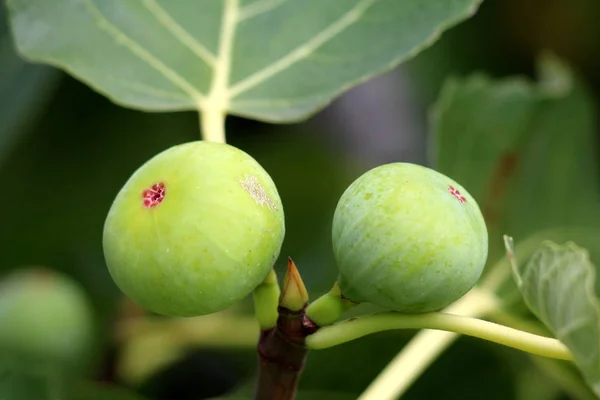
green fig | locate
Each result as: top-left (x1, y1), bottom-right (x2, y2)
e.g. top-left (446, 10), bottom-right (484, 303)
top-left (0, 268), bottom-right (93, 364)
top-left (332, 163), bottom-right (488, 313)
top-left (103, 141), bottom-right (285, 317)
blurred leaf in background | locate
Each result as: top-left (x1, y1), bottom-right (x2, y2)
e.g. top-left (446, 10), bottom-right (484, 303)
top-left (432, 54), bottom-right (600, 271)
top-left (0, 4), bottom-right (59, 166)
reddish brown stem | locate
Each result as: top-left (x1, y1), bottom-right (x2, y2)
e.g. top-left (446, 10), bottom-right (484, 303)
top-left (254, 306), bottom-right (318, 400)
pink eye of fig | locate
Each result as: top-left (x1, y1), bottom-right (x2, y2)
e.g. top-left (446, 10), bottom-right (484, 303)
top-left (142, 182), bottom-right (166, 208)
top-left (448, 185), bottom-right (467, 203)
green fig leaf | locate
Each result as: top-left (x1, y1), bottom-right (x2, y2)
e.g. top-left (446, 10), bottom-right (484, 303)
top-left (6, 0), bottom-right (481, 122)
top-left (504, 236), bottom-right (600, 396)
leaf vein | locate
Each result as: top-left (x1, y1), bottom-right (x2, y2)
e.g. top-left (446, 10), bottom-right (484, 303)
top-left (556, 315), bottom-right (594, 339)
top-left (81, 0), bottom-right (205, 104)
top-left (237, 0), bottom-right (288, 21)
top-left (228, 0), bottom-right (379, 98)
top-left (142, 0), bottom-right (218, 67)
top-left (113, 79), bottom-right (190, 100)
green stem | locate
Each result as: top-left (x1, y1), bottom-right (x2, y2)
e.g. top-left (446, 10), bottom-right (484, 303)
top-left (202, 0), bottom-right (237, 143)
top-left (307, 311), bottom-right (571, 361)
top-left (305, 281), bottom-right (357, 327)
top-left (253, 270), bottom-right (281, 330)
top-left (487, 308), bottom-right (550, 336)
top-left (200, 107), bottom-right (227, 143)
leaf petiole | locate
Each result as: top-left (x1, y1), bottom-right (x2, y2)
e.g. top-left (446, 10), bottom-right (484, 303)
top-left (200, 107), bottom-right (227, 143)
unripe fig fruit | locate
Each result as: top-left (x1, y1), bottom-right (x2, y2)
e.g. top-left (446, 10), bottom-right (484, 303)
top-left (332, 163), bottom-right (488, 313)
top-left (0, 268), bottom-right (93, 364)
top-left (103, 141), bottom-right (285, 317)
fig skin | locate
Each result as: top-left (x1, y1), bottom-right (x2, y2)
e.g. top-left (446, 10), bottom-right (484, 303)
top-left (332, 163), bottom-right (488, 313)
top-left (103, 141), bottom-right (285, 317)
top-left (0, 268), bottom-right (93, 364)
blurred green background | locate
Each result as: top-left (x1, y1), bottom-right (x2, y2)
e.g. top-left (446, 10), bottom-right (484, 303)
top-left (1, 0), bottom-right (600, 399)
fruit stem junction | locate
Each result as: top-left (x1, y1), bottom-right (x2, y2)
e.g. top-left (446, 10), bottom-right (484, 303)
top-left (254, 259), bottom-right (317, 400)
top-left (305, 281), bottom-right (357, 326)
top-left (305, 311), bottom-right (573, 361)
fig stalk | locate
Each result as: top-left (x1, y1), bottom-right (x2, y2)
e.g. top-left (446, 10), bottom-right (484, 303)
top-left (305, 281), bottom-right (357, 327)
top-left (305, 311), bottom-right (572, 361)
top-left (253, 269), bottom-right (281, 330)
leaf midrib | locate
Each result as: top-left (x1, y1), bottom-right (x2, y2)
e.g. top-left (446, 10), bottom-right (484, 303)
top-left (81, 0), bottom-right (378, 112)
